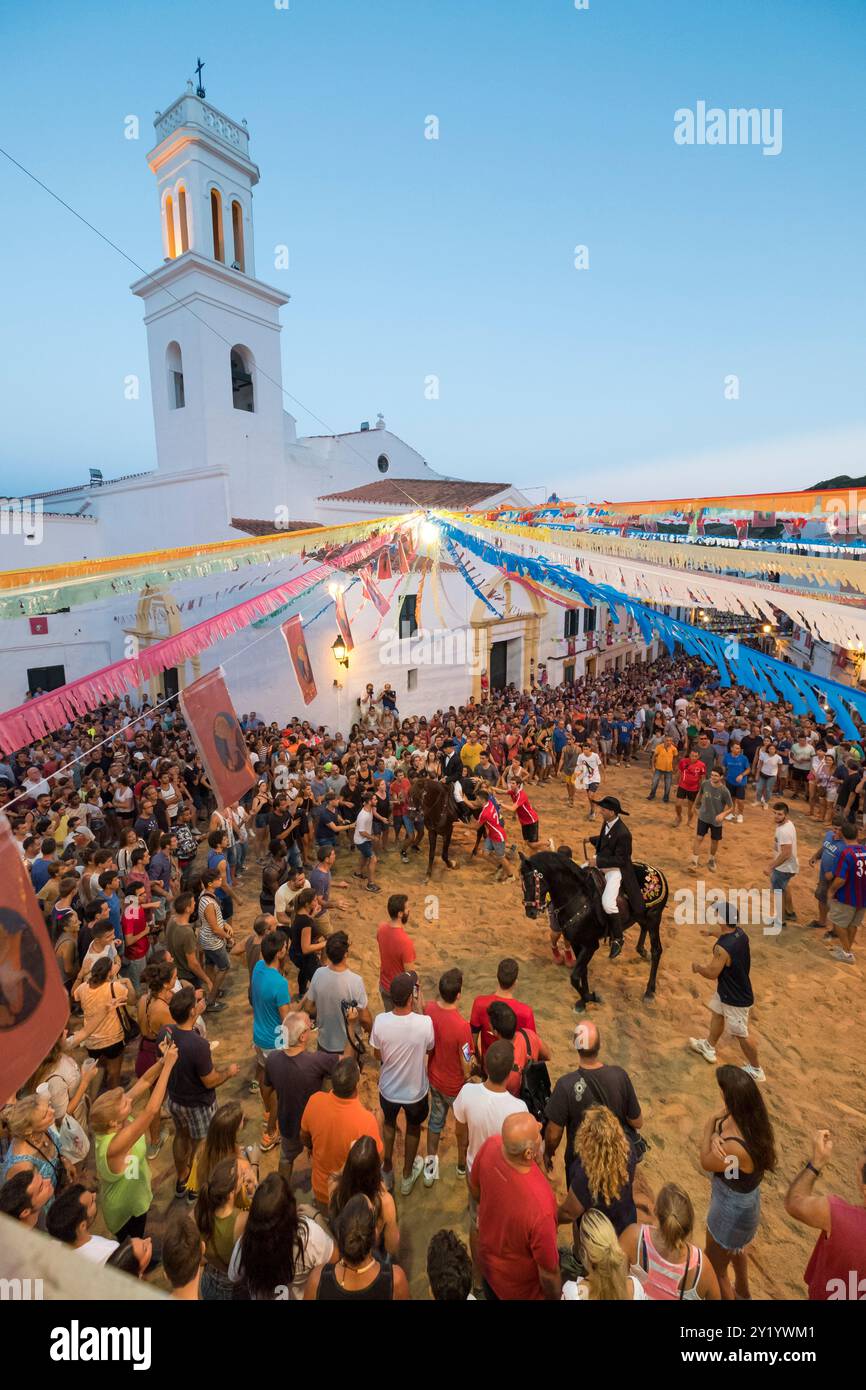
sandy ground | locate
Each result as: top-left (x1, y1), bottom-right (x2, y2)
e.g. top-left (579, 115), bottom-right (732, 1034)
top-left (136, 757), bottom-right (865, 1300)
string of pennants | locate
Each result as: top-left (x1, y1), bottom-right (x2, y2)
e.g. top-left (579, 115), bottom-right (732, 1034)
top-left (436, 518), bottom-right (866, 740)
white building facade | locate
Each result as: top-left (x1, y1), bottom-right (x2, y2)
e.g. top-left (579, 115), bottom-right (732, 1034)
top-left (1, 80), bottom-right (660, 729)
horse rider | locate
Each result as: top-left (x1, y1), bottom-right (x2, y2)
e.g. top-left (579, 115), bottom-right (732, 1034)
top-left (442, 738), bottom-right (473, 821)
top-left (587, 795), bottom-right (643, 960)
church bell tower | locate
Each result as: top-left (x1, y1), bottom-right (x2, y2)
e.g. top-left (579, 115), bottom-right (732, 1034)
top-left (131, 70), bottom-right (290, 525)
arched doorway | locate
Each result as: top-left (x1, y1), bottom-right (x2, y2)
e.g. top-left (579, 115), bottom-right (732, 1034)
top-left (124, 589), bottom-right (201, 706)
top-left (469, 577), bottom-right (547, 699)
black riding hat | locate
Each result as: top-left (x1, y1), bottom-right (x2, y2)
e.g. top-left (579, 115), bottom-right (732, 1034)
top-left (592, 795), bottom-right (628, 816)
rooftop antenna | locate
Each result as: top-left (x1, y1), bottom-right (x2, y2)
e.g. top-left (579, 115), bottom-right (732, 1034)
top-left (195, 58), bottom-right (206, 99)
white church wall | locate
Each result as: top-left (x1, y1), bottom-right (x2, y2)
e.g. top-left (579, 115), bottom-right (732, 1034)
top-left (0, 514), bottom-right (99, 567)
top-left (0, 610), bottom-right (112, 707)
top-left (90, 469), bottom-right (233, 549)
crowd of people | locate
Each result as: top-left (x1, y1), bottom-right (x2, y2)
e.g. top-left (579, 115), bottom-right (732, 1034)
top-left (1, 650), bottom-right (864, 1301)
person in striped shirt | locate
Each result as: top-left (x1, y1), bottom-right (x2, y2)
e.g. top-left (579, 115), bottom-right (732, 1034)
top-left (826, 823), bottom-right (866, 964)
top-left (476, 792), bottom-right (515, 883)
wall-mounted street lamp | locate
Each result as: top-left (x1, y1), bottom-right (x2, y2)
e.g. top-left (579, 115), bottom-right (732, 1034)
top-left (332, 636), bottom-right (349, 668)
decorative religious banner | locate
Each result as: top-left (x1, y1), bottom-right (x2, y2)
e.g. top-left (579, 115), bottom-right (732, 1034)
top-left (0, 818), bottom-right (69, 1099)
top-left (179, 669), bottom-right (256, 807)
top-left (396, 535), bottom-right (412, 574)
top-left (334, 589), bottom-right (354, 652)
top-left (359, 565), bottom-right (391, 617)
top-left (377, 547), bottom-right (393, 582)
top-left (282, 615), bottom-right (318, 705)
top-left (28, 617), bottom-right (48, 635)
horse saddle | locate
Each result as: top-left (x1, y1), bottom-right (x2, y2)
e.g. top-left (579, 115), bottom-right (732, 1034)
top-left (588, 862), bottom-right (665, 915)
top-left (586, 866), bottom-right (630, 919)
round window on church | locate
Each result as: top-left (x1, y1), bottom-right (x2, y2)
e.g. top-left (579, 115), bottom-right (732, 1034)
top-left (377, 454), bottom-right (390, 474)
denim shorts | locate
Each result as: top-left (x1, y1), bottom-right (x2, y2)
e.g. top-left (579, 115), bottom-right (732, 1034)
top-left (707, 1175), bottom-right (760, 1253)
top-left (428, 1086), bottom-right (458, 1134)
top-left (485, 837), bottom-right (506, 859)
top-left (203, 946), bottom-right (230, 971)
top-left (356, 840), bottom-right (374, 860)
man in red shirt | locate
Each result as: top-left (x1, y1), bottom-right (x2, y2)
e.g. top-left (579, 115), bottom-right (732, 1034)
top-left (390, 771), bottom-right (415, 863)
top-left (507, 773), bottom-right (540, 846)
top-left (470, 1113), bottom-right (560, 1300)
top-left (120, 879), bottom-right (155, 990)
top-left (423, 967), bottom-right (473, 1187)
top-left (785, 1127), bottom-right (866, 1300)
top-left (475, 792), bottom-right (515, 882)
top-left (470, 958), bottom-right (537, 1065)
top-left (376, 893), bottom-right (417, 1011)
top-left (674, 748), bottom-right (706, 828)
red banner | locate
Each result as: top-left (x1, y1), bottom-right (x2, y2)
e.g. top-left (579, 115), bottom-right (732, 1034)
top-left (396, 535), bottom-right (412, 574)
top-left (360, 566), bottom-right (390, 618)
top-left (29, 617), bottom-right (48, 636)
top-left (282, 615), bottom-right (317, 705)
top-left (0, 819), bottom-right (69, 1100)
top-left (377, 548), bottom-right (392, 582)
top-left (334, 590), bottom-right (354, 652)
top-left (179, 670), bottom-right (256, 807)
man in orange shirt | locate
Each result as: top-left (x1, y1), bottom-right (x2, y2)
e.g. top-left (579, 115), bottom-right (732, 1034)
top-left (299, 1057), bottom-right (383, 1207)
top-left (376, 893), bottom-right (418, 1011)
top-left (487, 1000), bottom-right (550, 1098)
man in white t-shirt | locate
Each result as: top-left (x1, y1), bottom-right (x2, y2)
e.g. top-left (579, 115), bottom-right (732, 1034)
top-left (769, 801), bottom-right (799, 931)
top-left (45, 1184), bottom-right (120, 1265)
top-left (274, 868), bottom-right (311, 927)
top-left (452, 1039), bottom-right (528, 1278)
top-left (353, 791), bottom-right (380, 893)
top-left (370, 972), bottom-right (434, 1196)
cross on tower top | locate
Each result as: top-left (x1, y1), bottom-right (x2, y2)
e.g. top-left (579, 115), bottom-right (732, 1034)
top-left (194, 58), bottom-right (205, 99)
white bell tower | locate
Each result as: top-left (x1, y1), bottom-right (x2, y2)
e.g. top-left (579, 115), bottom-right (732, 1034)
top-left (131, 71), bottom-right (291, 525)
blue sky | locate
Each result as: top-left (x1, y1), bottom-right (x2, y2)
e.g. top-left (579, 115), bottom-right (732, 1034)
top-left (1, 0), bottom-right (864, 501)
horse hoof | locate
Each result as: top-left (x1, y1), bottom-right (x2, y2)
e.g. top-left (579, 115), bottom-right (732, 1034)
top-left (573, 1002), bottom-right (587, 1014)
top-left (445, 860), bottom-right (457, 870)
top-left (636, 949), bottom-right (649, 962)
top-left (588, 992), bottom-right (603, 1004)
top-left (642, 992), bottom-right (656, 1005)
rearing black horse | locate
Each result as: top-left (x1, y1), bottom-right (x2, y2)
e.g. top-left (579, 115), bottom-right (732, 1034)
top-left (520, 850), bottom-right (668, 1011)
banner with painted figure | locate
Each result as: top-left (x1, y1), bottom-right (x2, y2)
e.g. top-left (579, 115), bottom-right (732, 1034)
top-left (0, 819), bottom-right (69, 1100)
top-left (334, 589), bottom-right (354, 652)
top-left (282, 615), bottom-right (318, 705)
top-left (178, 669), bottom-right (257, 807)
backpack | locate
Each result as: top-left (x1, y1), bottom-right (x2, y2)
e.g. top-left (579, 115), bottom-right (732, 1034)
top-left (515, 1028), bottom-right (552, 1122)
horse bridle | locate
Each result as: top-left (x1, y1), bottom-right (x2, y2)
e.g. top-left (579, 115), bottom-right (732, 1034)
top-left (522, 867), bottom-right (546, 917)
top-left (522, 863), bottom-right (589, 935)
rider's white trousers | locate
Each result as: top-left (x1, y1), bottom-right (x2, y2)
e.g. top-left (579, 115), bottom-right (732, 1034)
top-left (601, 867), bottom-right (622, 914)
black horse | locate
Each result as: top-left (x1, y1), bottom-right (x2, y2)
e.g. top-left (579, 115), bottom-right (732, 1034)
top-left (520, 850), bottom-right (668, 1011)
top-left (410, 775), bottom-right (481, 881)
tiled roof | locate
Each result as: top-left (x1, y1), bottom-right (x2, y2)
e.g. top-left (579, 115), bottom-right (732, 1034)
top-left (230, 517), bottom-right (320, 536)
top-left (317, 478), bottom-right (511, 507)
